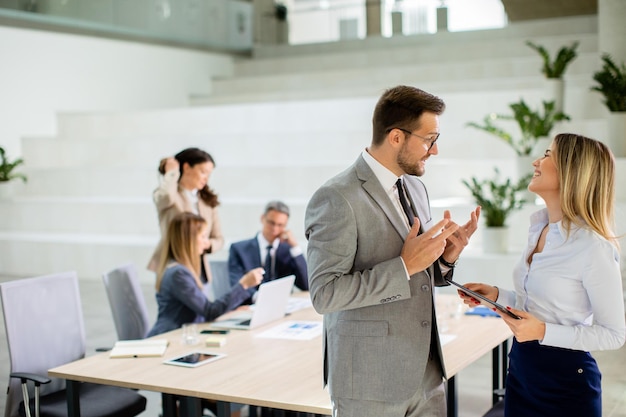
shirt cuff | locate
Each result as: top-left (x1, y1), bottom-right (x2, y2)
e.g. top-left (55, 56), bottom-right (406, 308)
top-left (289, 246), bottom-right (303, 257)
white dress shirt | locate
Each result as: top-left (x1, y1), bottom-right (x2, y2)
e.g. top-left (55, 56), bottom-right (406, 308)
top-left (498, 208), bottom-right (625, 351)
top-left (361, 149), bottom-right (451, 276)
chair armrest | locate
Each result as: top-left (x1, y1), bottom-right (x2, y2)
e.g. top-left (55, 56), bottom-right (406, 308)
top-left (10, 372), bottom-right (51, 386)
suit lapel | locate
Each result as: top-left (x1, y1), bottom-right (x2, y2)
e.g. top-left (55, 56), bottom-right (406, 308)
top-left (249, 238), bottom-right (262, 267)
top-left (355, 156), bottom-right (407, 239)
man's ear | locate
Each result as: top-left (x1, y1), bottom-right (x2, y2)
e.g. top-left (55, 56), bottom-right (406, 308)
top-left (387, 128), bottom-right (403, 148)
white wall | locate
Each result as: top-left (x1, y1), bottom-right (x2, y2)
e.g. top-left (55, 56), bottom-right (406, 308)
top-left (0, 25), bottom-right (236, 156)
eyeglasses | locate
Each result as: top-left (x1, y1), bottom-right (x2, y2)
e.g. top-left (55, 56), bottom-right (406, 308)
top-left (394, 128), bottom-right (440, 150)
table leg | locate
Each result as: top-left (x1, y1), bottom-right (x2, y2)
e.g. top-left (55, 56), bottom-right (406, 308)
top-left (216, 401), bottom-right (232, 417)
top-left (66, 380), bottom-right (81, 417)
top-left (179, 396), bottom-right (203, 417)
top-left (446, 376), bottom-right (457, 417)
top-left (491, 339), bottom-right (509, 404)
top-left (161, 393), bottom-right (177, 417)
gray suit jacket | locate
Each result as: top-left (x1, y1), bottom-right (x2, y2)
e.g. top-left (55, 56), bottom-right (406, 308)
top-left (305, 155), bottom-right (449, 402)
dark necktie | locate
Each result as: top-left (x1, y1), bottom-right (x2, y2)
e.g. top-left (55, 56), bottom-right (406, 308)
top-left (396, 178), bottom-right (415, 227)
top-left (263, 244), bottom-right (273, 281)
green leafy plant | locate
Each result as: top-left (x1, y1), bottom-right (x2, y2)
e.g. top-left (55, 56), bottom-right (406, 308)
top-left (0, 146), bottom-right (27, 183)
top-left (526, 40), bottom-right (579, 79)
top-left (462, 168), bottom-right (531, 228)
top-left (467, 99), bottom-right (570, 156)
top-left (275, 3), bottom-right (287, 21)
top-left (591, 53), bottom-right (626, 112)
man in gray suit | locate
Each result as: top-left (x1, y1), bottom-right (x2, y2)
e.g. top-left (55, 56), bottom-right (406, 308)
top-left (305, 85), bottom-right (480, 417)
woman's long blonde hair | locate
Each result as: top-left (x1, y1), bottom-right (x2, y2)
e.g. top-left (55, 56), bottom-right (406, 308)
top-left (554, 133), bottom-right (619, 248)
top-left (155, 212), bottom-right (206, 291)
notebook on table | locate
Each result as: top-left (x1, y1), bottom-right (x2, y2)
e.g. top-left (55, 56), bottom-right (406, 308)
top-left (211, 275), bottom-right (295, 330)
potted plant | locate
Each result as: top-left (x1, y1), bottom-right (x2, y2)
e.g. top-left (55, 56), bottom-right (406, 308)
top-left (274, 3), bottom-right (288, 44)
top-left (526, 40), bottom-right (579, 79)
top-left (526, 40), bottom-right (579, 112)
top-left (467, 99), bottom-right (569, 157)
top-left (0, 146), bottom-right (27, 199)
top-left (462, 168), bottom-right (530, 252)
top-left (591, 53), bottom-right (626, 157)
top-left (467, 99), bottom-right (569, 200)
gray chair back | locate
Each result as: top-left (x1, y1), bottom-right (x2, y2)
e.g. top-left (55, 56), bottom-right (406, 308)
top-left (0, 272), bottom-right (85, 417)
top-left (208, 260), bottom-right (232, 300)
top-left (102, 263), bottom-right (151, 340)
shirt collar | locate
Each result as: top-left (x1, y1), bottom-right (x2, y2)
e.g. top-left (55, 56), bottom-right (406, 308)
top-left (257, 233), bottom-right (278, 250)
top-left (361, 148), bottom-right (401, 192)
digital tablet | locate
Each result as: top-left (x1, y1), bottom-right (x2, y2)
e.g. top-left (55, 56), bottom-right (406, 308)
top-left (163, 351), bottom-right (226, 368)
top-left (445, 278), bottom-right (521, 320)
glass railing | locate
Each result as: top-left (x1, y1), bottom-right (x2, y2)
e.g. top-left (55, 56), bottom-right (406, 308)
top-left (286, 0), bottom-right (507, 45)
top-left (0, 0), bottom-right (507, 51)
top-left (0, 0), bottom-right (254, 53)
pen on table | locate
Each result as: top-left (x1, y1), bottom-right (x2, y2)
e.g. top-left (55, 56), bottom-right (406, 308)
top-left (201, 329), bottom-right (230, 335)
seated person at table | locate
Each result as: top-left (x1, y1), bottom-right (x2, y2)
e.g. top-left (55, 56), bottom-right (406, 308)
top-left (147, 212), bottom-right (263, 337)
top-left (228, 200), bottom-right (308, 304)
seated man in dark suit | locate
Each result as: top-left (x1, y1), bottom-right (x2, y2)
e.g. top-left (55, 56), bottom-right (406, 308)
top-left (228, 200), bottom-right (309, 304)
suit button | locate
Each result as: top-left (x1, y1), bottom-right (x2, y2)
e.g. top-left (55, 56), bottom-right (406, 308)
top-left (421, 284), bottom-right (429, 292)
top-left (421, 321), bottom-right (430, 328)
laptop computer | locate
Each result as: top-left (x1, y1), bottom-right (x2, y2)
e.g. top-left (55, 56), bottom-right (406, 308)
top-left (211, 275), bottom-right (296, 330)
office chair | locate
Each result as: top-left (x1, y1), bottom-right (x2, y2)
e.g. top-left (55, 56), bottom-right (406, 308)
top-left (0, 271), bottom-right (147, 417)
top-left (102, 263), bottom-right (151, 340)
top-left (208, 260), bottom-right (233, 300)
top-left (482, 399), bottom-right (504, 417)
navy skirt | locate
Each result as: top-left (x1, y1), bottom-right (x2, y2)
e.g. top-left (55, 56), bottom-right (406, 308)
top-left (504, 339), bottom-right (601, 417)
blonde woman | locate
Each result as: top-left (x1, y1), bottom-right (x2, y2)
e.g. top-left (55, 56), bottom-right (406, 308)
top-left (460, 133), bottom-right (625, 416)
top-left (147, 148), bottom-right (224, 283)
top-left (147, 212), bottom-right (263, 337)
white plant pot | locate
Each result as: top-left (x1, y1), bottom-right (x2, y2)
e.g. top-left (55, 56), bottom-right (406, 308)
top-left (0, 181), bottom-right (14, 199)
top-left (607, 112), bottom-right (626, 158)
top-left (483, 227), bottom-right (509, 253)
top-left (545, 78), bottom-right (565, 114)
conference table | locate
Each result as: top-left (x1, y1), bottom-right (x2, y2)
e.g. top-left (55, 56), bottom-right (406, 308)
top-left (49, 293), bottom-right (512, 417)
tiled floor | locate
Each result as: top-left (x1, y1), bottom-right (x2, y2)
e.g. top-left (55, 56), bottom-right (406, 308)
top-left (0, 276), bottom-right (625, 417)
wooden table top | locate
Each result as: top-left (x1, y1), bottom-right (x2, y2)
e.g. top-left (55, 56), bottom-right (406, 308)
top-left (49, 293), bottom-right (511, 415)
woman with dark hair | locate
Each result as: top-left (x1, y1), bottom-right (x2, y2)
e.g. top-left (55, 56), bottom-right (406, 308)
top-left (147, 148), bottom-right (223, 283)
top-left (459, 133), bottom-right (625, 417)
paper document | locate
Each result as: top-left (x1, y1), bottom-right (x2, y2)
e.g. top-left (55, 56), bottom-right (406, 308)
top-left (110, 339), bottom-right (169, 358)
top-left (438, 334), bottom-right (456, 346)
top-left (285, 297), bottom-right (313, 314)
top-left (257, 321), bottom-right (323, 340)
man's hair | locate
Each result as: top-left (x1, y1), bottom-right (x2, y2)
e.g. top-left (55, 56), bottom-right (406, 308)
top-left (371, 85), bottom-right (445, 146)
top-left (264, 200), bottom-right (290, 217)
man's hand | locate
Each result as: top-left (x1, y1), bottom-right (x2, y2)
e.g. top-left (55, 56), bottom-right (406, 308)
top-left (441, 206), bottom-right (481, 263)
top-left (401, 218), bottom-right (459, 275)
top-left (280, 229), bottom-right (298, 248)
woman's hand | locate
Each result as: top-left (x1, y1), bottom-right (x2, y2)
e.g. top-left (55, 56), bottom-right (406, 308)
top-left (239, 267), bottom-right (264, 290)
top-left (496, 306), bottom-right (546, 342)
top-left (456, 282), bottom-right (498, 306)
top-left (159, 157), bottom-right (179, 174)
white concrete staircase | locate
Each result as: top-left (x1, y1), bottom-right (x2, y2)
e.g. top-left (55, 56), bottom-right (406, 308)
top-left (1, 14), bottom-right (624, 286)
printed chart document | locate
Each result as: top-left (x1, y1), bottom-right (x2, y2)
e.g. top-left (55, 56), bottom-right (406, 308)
top-left (257, 321), bottom-right (323, 340)
top-left (285, 297), bottom-right (313, 314)
top-left (109, 339), bottom-right (169, 358)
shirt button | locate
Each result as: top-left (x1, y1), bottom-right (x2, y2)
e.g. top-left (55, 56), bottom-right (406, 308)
top-left (421, 321), bottom-right (430, 328)
top-left (578, 369), bottom-right (583, 374)
top-left (421, 284), bottom-right (429, 292)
